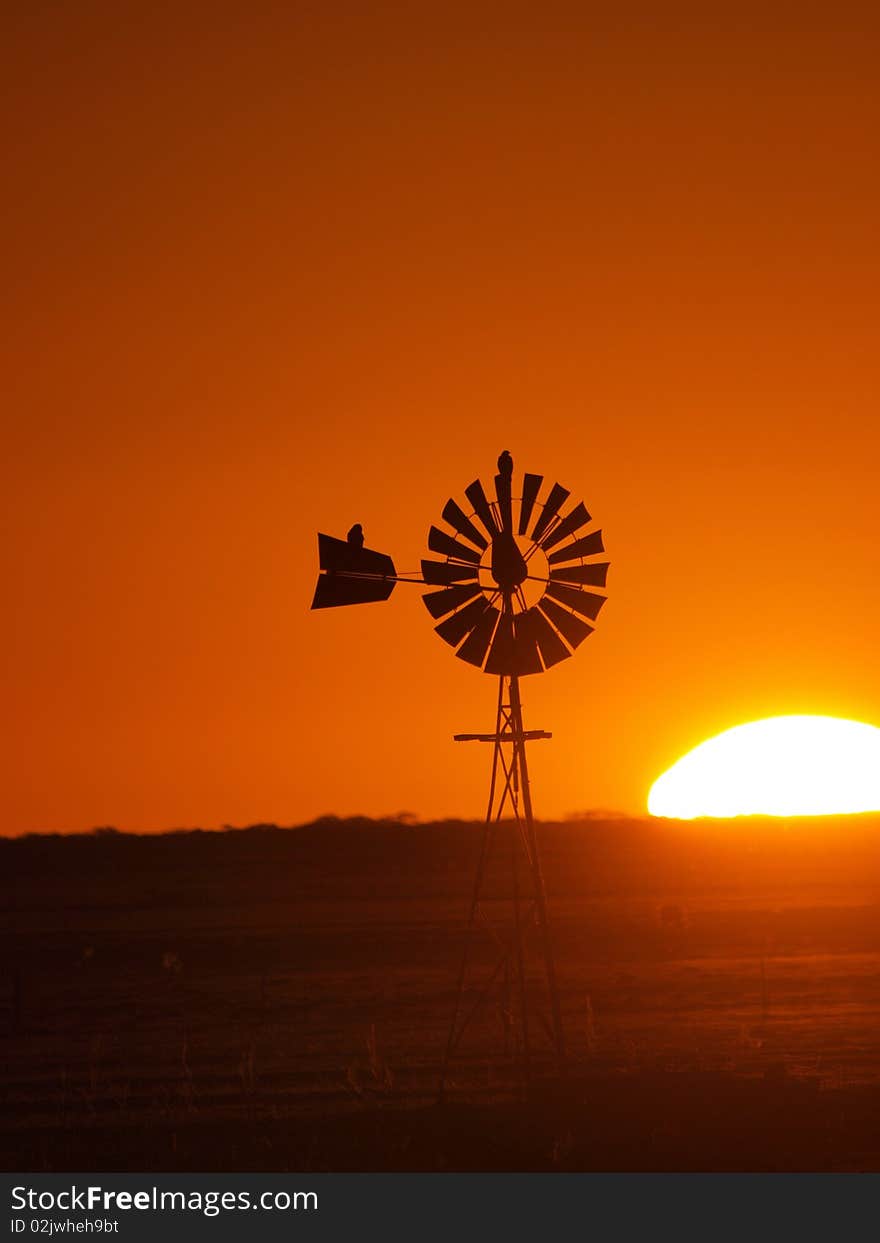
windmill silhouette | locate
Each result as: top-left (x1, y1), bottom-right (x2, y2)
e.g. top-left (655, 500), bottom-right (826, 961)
top-left (312, 454), bottom-right (610, 1090)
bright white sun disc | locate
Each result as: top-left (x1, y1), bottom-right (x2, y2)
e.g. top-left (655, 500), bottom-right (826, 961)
top-left (648, 715), bottom-right (880, 819)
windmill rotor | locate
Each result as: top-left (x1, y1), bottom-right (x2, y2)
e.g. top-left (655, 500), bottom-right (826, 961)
top-left (421, 465), bottom-right (609, 675)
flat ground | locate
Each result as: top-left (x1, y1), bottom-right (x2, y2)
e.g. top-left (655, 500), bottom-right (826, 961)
top-left (5, 816), bottom-right (880, 1170)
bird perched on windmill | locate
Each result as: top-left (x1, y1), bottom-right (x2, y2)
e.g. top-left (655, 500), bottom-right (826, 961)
top-left (347, 523), bottom-right (365, 550)
top-left (497, 449), bottom-right (513, 478)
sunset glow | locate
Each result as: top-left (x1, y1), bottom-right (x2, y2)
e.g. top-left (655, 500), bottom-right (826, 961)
top-left (648, 716), bottom-right (880, 819)
top-left (5, 9), bottom-right (880, 836)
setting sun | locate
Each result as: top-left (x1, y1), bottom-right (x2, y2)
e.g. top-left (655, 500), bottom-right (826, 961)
top-left (648, 716), bottom-right (880, 819)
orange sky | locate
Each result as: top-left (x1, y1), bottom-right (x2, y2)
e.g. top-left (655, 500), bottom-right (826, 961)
top-left (4, 3), bottom-right (880, 833)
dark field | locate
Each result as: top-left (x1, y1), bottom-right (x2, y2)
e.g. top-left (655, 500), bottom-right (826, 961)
top-left (6, 815), bottom-right (880, 1171)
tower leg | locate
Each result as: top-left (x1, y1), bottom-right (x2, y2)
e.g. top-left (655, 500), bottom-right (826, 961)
top-left (508, 674), bottom-right (567, 1073)
top-left (438, 677), bottom-right (506, 1100)
top-left (439, 673), bottom-right (566, 1097)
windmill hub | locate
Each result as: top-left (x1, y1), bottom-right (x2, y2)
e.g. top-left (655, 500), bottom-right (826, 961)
top-left (490, 530), bottom-right (528, 592)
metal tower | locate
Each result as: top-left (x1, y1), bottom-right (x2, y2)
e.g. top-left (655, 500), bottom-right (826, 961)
top-left (311, 453), bottom-right (610, 1090)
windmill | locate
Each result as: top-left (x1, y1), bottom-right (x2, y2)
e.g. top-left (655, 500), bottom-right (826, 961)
top-left (311, 454), bottom-right (610, 1091)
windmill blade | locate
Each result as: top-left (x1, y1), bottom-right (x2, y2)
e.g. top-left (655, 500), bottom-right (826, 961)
top-left (421, 559), bottom-right (480, 585)
top-left (428, 525), bottom-right (482, 564)
top-left (311, 574), bottom-right (396, 609)
top-left (538, 595), bottom-right (595, 648)
top-left (422, 583), bottom-right (483, 620)
top-left (549, 562), bottom-right (610, 588)
top-left (485, 610), bottom-right (544, 677)
top-left (465, 479), bottom-right (499, 537)
top-left (517, 606), bottom-right (571, 669)
top-left (435, 596), bottom-right (492, 647)
top-left (545, 581), bottom-right (607, 621)
top-left (518, 473), bottom-right (543, 535)
top-left (511, 611), bottom-right (544, 675)
top-left (442, 498), bottom-right (488, 551)
top-left (495, 472), bottom-right (513, 533)
top-left (540, 501), bottom-right (592, 551)
top-left (547, 530), bottom-right (605, 564)
top-left (484, 610), bottom-right (515, 675)
top-left (457, 603), bottom-right (500, 667)
top-left (530, 482), bottom-right (571, 543)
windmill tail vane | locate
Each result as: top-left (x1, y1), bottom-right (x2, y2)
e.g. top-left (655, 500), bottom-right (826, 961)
top-left (310, 533), bottom-right (399, 608)
top-left (310, 453), bottom-right (610, 1090)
